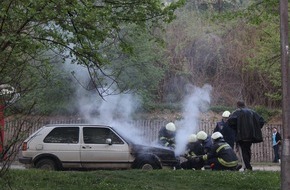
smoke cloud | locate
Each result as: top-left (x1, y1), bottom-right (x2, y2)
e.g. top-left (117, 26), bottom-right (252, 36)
top-left (62, 63), bottom-right (145, 144)
top-left (174, 84), bottom-right (212, 156)
top-left (62, 63), bottom-right (212, 151)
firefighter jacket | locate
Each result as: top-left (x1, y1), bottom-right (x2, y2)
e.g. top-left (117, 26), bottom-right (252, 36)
top-left (228, 108), bottom-right (265, 143)
top-left (158, 127), bottom-right (175, 148)
top-left (202, 136), bottom-right (213, 154)
top-left (214, 120), bottom-right (236, 148)
top-left (214, 120), bottom-right (225, 133)
top-left (202, 139), bottom-right (238, 168)
top-left (184, 142), bottom-right (205, 159)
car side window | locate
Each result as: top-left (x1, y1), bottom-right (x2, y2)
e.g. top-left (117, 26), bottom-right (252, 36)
top-left (83, 127), bottom-right (124, 144)
top-left (43, 127), bottom-right (79, 144)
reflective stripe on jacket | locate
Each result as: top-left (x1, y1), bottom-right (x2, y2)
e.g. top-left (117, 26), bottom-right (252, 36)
top-left (202, 139), bottom-right (238, 167)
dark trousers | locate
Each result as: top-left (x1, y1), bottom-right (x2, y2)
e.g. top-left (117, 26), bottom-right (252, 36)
top-left (180, 159), bottom-right (204, 170)
top-left (273, 145), bottom-right (280, 162)
top-left (208, 158), bottom-right (236, 171)
top-left (239, 141), bottom-right (252, 170)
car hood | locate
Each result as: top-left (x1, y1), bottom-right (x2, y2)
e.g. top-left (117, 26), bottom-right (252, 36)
top-left (130, 144), bottom-right (177, 162)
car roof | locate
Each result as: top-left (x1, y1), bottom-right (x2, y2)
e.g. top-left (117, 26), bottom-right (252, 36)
top-left (43, 124), bottom-right (111, 128)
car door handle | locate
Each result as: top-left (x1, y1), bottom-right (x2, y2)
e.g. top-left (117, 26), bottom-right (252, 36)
top-left (82, 145), bottom-right (92, 149)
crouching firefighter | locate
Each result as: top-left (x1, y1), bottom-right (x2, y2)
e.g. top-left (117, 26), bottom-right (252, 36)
top-left (158, 122), bottom-right (176, 149)
top-left (181, 134), bottom-right (205, 170)
top-left (196, 132), bottom-right (242, 171)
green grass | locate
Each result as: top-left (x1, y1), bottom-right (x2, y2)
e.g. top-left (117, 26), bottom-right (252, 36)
top-left (0, 169), bottom-right (280, 190)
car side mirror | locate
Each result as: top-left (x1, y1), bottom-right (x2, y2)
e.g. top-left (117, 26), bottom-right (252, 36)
top-left (106, 138), bottom-right (112, 145)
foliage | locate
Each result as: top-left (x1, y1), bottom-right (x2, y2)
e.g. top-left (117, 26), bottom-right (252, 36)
top-left (105, 24), bottom-right (167, 109)
top-left (210, 105), bottom-right (234, 114)
top-left (210, 0), bottom-right (284, 107)
top-left (1, 169), bottom-right (280, 190)
top-left (0, 0), bottom-right (185, 101)
top-left (254, 105), bottom-right (281, 123)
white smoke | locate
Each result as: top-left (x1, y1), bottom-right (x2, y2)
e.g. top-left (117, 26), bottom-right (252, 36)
top-left (62, 63), bottom-right (145, 144)
top-left (174, 84), bottom-right (212, 156)
top-left (61, 62), bottom-right (212, 149)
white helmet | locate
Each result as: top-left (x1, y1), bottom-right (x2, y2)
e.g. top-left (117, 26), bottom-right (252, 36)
top-left (211, 132), bottom-right (223, 140)
top-left (165, 122), bottom-right (176, 132)
top-left (196, 131), bottom-right (208, 141)
top-left (222, 111), bottom-right (231, 118)
top-left (188, 134), bottom-right (197, 143)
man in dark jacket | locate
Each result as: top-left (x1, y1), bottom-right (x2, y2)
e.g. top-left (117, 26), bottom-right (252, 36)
top-left (198, 132), bottom-right (240, 171)
top-left (227, 100), bottom-right (265, 171)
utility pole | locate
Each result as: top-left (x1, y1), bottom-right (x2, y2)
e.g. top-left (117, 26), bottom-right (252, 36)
top-left (279, 0), bottom-right (289, 189)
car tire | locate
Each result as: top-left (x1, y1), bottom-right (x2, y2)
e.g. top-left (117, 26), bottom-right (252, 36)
top-left (134, 155), bottom-right (161, 170)
top-left (35, 159), bottom-right (57, 170)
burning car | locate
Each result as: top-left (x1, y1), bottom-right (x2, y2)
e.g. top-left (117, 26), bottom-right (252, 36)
top-left (19, 124), bottom-right (178, 170)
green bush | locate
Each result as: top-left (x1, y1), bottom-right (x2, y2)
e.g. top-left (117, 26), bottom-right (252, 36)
top-left (253, 105), bottom-right (281, 122)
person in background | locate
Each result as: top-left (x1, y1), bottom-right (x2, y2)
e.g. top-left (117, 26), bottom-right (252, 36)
top-left (197, 132), bottom-right (241, 171)
top-left (272, 127), bottom-right (282, 163)
top-left (158, 122), bottom-right (176, 149)
top-left (227, 100), bottom-right (265, 171)
top-left (181, 134), bottom-right (205, 170)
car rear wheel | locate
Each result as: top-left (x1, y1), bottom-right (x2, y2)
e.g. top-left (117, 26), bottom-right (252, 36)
top-left (35, 159), bottom-right (57, 170)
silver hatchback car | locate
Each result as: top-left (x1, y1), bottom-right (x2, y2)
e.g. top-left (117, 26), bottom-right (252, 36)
top-left (19, 124), bottom-right (178, 170)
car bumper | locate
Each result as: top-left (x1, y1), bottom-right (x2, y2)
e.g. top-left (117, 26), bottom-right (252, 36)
top-left (19, 157), bottom-right (32, 164)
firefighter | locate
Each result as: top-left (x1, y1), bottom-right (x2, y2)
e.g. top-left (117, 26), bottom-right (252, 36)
top-left (181, 134), bottom-right (205, 170)
top-left (197, 132), bottom-right (241, 171)
top-left (214, 111), bottom-right (231, 133)
top-left (196, 130), bottom-right (212, 154)
top-left (214, 111), bottom-right (236, 149)
top-left (158, 122), bottom-right (176, 149)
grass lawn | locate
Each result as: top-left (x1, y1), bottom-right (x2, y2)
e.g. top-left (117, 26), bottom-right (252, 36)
top-left (0, 169), bottom-right (280, 190)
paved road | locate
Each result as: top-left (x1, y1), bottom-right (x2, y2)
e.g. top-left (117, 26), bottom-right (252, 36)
top-left (252, 165), bottom-right (280, 171)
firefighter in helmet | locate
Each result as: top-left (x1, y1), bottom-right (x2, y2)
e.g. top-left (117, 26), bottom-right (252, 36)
top-left (196, 132), bottom-right (241, 171)
top-left (196, 130), bottom-right (213, 154)
top-left (158, 122), bottom-right (176, 149)
top-left (181, 134), bottom-right (205, 170)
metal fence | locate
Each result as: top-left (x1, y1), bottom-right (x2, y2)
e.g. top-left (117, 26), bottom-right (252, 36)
top-left (4, 117), bottom-right (281, 163)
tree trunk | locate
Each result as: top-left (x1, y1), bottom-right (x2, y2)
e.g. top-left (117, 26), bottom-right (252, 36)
top-left (279, 0), bottom-right (290, 189)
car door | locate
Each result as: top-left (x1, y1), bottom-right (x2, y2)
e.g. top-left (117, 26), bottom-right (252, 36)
top-left (80, 126), bottom-right (132, 169)
top-left (42, 126), bottom-right (82, 168)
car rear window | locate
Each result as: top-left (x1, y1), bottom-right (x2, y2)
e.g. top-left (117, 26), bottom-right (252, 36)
top-left (83, 127), bottom-right (124, 144)
top-left (43, 127), bottom-right (79, 144)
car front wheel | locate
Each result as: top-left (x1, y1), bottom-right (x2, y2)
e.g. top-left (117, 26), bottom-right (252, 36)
top-left (133, 155), bottom-right (161, 170)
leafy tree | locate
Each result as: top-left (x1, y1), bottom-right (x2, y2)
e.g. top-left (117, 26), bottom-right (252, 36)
top-left (0, 0), bottom-right (185, 98)
top-left (0, 0), bottom-right (186, 176)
